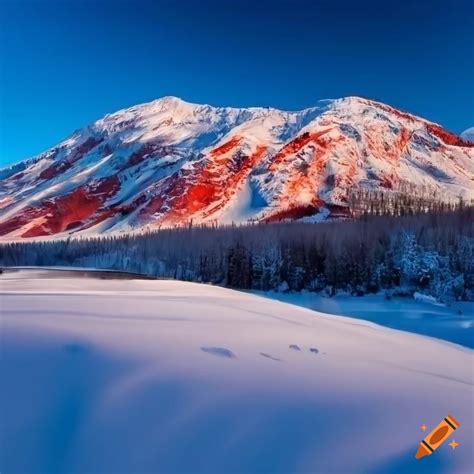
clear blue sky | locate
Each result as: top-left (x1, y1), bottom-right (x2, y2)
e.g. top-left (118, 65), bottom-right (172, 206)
top-left (1, 0), bottom-right (473, 166)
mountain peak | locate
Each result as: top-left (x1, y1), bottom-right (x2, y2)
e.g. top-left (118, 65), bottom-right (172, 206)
top-left (461, 127), bottom-right (474, 142)
top-left (152, 95), bottom-right (188, 106)
top-left (157, 95), bottom-right (184, 102)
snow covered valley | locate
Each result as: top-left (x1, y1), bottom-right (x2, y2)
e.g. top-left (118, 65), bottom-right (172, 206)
top-left (1, 270), bottom-right (473, 473)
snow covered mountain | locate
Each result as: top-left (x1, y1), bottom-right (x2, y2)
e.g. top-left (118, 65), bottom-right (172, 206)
top-left (461, 127), bottom-right (474, 142)
top-left (1, 96), bottom-right (473, 238)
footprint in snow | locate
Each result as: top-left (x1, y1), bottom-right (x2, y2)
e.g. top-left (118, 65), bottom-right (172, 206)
top-left (201, 347), bottom-right (236, 359)
top-left (260, 352), bottom-right (281, 362)
top-left (289, 344), bottom-right (301, 351)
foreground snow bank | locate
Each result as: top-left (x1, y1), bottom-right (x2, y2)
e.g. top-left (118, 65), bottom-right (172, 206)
top-left (1, 273), bottom-right (473, 473)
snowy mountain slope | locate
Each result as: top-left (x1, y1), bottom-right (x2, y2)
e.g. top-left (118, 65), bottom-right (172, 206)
top-left (461, 127), bottom-right (474, 142)
top-left (1, 96), bottom-right (473, 238)
top-left (1, 271), bottom-right (473, 473)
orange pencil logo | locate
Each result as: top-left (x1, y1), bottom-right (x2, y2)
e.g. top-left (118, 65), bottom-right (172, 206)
top-left (415, 414), bottom-right (459, 459)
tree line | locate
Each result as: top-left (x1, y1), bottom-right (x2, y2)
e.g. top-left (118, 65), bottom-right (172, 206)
top-left (1, 205), bottom-right (473, 302)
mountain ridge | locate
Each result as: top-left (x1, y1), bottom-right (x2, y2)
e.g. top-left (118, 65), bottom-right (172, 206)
top-left (1, 96), bottom-right (473, 239)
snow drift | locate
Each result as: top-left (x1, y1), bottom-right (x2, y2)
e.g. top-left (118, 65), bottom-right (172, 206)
top-left (1, 271), bottom-right (473, 473)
